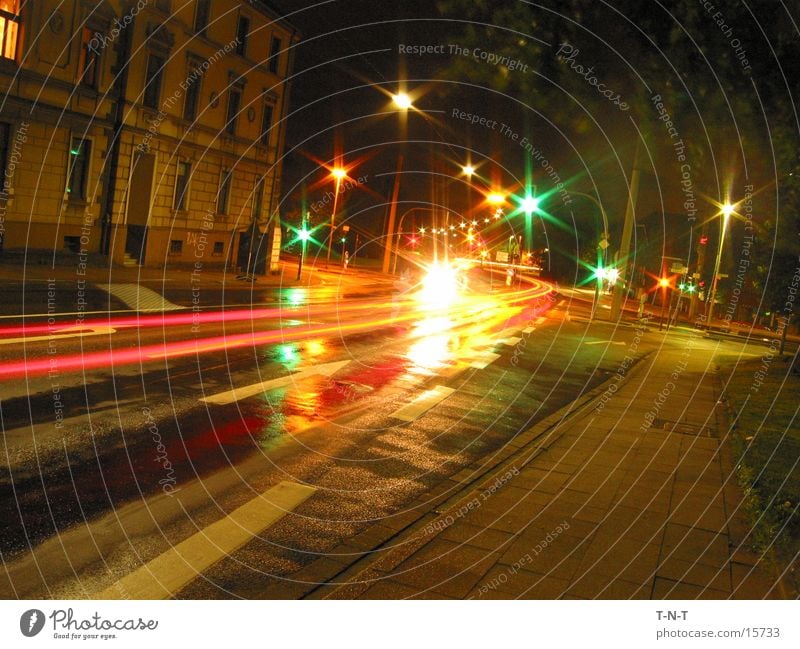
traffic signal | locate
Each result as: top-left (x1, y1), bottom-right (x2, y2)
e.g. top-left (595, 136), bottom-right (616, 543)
top-left (699, 235), bottom-right (708, 245)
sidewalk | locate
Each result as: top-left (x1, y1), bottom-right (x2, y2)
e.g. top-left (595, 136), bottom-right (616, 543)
top-left (307, 335), bottom-right (786, 599)
top-left (0, 257), bottom-right (392, 316)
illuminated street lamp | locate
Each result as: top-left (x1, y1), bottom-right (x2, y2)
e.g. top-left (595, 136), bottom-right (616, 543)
top-left (326, 166), bottom-right (347, 263)
top-left (392, 92), bottom-right (413, 110)
top-left (462, 164), bottom-right (475, 177)
top-left (487, 192), bottom-right (506, 206)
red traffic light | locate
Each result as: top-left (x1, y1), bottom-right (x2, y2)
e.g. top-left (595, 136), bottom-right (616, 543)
top-left (699, 235), bottom-right (708, 245)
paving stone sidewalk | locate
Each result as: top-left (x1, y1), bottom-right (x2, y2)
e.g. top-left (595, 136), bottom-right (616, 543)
top-left (323, 339), bottom-right (786, 599)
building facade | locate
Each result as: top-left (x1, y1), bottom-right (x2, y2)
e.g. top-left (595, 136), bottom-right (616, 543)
top-left (0, 0), bottom-right (298, 270)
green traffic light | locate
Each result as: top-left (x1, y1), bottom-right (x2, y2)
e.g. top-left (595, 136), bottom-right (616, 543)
top-left (520, 195), bottom-right (539, 213)
top-left (298, 229), bottom-right (311, 242)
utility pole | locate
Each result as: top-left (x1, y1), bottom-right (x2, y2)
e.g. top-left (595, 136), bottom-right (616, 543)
top-left (611, 142), bottom-right (641, 322)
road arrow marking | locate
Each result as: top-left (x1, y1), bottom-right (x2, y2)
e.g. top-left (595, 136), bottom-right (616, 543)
top-left (200, 360), bottom-right (350, 405)
top-left (95, 481), bottom-right (316, 600)
top-left (390, 385), bottom-right (456, 422)
top-left (0, 325), bottom-right (116, 346)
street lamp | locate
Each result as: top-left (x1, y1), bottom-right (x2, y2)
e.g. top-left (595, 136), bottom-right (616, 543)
top-left (707, 201), bottom-right (735, 322)
top-left (326, 166), bottom-right (347, 264)
top-left (487, 192), bottom-right (506, 206)
top-left (392, 92), bottom-right (413, 110)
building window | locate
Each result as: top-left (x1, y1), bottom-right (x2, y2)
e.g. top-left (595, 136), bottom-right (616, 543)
top-left (236, 16), bottom-right (248, 56)
top-left (67, 137), bottom-right (91, 201)
top-left (225, 87), bottom-right (241, 136)
top-left (79, 27), bottom-right (100, 88)
top-left (169, 239), bottom-right (183, 254)
top-left (213, 241), bottom-right (224, 255)
top-left (174, 160), bottom-right (190, 211)
top-left (217, 168), bottom-right (232, 214)
top-left (194, 0), bottom-right (210, 36)
top-left (268, 37), bottom-right (281, 74)
top-left (143, 53), bottom-right (164, 109)
top-left (183, 58), bottom-right (202, 121)
top-left (63, 236), bottom-right (81, 253)
top-left (260, 103), bottom-right (274, 146)
top-left (0, 0), bottom-right (21, 61)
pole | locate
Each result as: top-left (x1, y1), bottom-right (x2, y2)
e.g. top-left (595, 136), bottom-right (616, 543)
top-left (326, 176), bottom-right (342, 264)
top-left (707, 211), bottom-right (730, 326)
top-left (382, 155), bottom-right (404, 273)
top-left (611, 142), bottom-right (641, 321)
top-left (296, 212), bottom-right (307, 281)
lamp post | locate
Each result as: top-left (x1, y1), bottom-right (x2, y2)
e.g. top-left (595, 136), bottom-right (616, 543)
top-left (707, 202), bottom-right (734, 324)
top-left (326, 167), bottom-right (346, 264)
top-left (381, 92), bottom-right (413, 273)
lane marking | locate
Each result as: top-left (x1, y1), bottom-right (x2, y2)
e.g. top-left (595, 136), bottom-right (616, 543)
top-left (470, 352), bottom-right (500, 369)
top-left (0, 325), bottom-right (116, 346)
top-left (390, 385), bottom-right (455, 422)
top-left (96, 481), bottom-right (316, 600)
top-left (200, 360), bottom-right (350, 405)
top-left (502, 337), bottom-right (522, 346)
top-left (583, 340), bottom-right (626, 346)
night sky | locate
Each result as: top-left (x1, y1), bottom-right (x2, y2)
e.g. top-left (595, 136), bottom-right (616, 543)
top-left (267, 1), bottom-right (792, 278)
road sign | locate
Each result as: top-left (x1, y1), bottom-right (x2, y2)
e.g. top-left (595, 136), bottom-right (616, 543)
top-left (496, 251), bottom-right (509, 262)
top-left (670, 261), bottom-right (686, 273)
top-left (598, 238), bottom-right (610, 250)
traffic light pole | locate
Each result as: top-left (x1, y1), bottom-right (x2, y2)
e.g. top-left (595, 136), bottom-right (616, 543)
top-left (296, 213), bottom-right (307, 281)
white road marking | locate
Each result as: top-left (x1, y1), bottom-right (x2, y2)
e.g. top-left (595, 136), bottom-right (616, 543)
top-left (200, 360), bottom-right (350, 405)
top-left (522, 327), bottom-right (535, 334)
top-left (96, 481), bottom-right (316, 600)
top-left (0, 325), bottom-right (116, 346)
top-left (390, 385), bottom-right (456, 422)
top-left (502, 337), bottom-right (522, 346)
top-left (584, 340), bottom-right (626, 346)
top-left (99, 283), bottom-right (182, 312)
top-left (470, 352), bottom-right (501, 369)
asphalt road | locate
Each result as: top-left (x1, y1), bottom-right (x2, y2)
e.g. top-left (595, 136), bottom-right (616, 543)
top-left (0, 270), bottom-right (667, 598)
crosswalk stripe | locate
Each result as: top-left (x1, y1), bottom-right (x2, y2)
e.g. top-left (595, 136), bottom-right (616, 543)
top-left (470, 352), bottom-right (500, 369)
top-left (502, 337), bottom-right (522, 346)
top-left (390, 385), bottom-right (455, 422)
top-left (98, 284), bottom-right (183, 312)
top-left (96, 481), bottom-right (316, 599)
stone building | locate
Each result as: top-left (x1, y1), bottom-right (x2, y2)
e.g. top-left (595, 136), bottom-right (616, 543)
top-left (0, 0), bottom-right (298, 271)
